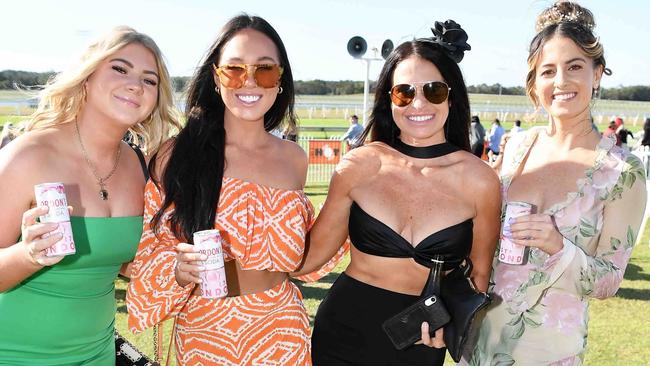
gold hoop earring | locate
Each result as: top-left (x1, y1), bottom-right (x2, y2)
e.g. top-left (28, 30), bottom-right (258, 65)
top-left (278, 86), bottom-right (283, 94)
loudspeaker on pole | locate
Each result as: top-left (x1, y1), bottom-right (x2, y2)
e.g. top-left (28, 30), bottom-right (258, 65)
top-left (381, 39), bottom-right (394, 60)
top-left (347, 36), bottom-right (367, 58)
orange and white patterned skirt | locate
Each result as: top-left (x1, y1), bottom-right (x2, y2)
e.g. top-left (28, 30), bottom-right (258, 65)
top-left (173, 279), bottom-right (311, 366)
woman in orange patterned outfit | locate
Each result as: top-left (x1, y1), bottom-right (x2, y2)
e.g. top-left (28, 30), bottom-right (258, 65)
top-left (126, 15), bottom-right (332, 365)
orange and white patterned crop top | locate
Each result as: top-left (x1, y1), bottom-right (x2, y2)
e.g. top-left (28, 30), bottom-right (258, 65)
top-left (142, 176), bottom-right (314, 272)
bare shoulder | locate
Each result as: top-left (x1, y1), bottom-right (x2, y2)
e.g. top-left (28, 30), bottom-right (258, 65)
top-left (0, 130), bottom-right (63, 213)
top-left (332, 141), bottom-right (384, 189)
top-left (456, 150), bottom-right (500, 194)
top-left (0, 130), bottom-right (56, 179)
top-left (275, 137), bottom-right (308, 167)
top-left (149, 137), bottom-right (176, 181)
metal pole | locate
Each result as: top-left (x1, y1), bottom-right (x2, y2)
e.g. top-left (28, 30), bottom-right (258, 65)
top-left (363, 59), bottom-right (370, 127)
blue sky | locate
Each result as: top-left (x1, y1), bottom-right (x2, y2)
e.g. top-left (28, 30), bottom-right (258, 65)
top-left (1, 0), bottom-right (648, 87)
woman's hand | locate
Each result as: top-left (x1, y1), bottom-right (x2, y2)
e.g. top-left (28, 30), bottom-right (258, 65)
top-left (21, 206), bottom-right (65, 267)
top-left (508, 214), bottom-right (564, 255)
top-left (174, 243), bottom-right (206, 287)
top-left (416, 322), bottom-right (445, 348)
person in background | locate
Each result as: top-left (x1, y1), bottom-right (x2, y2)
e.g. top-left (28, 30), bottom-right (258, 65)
top-left (465, 2), bottom-right (646, 364)
top-left (295, 20), bottom-right (501, 366)
top-left (470, 115), bottom-right (486, 158)
top-left (341, 114), bottom-right (364, 150)
top-left (489, 132), bottom-right (512, 173)
top-left (282, 122), bottom-right (299, 141)
top-left (0, 26), bottom-right (180, 364)
top-left (614, 117), bottom-right (634, 151)
top-left (486, 118), bottom-right (505, 162)
top-left (634, 117), bottom-right (650, 177)
top-left (126, 14), bottom-right (324, 365)
top-left (0, 123), bottom-right (16, 149)
top-left (510, 119), bottom-right (524, 134)
top-left (635, 117), bottom-right (650, 150)
top-left (603, 119), bottom-right (618, 141)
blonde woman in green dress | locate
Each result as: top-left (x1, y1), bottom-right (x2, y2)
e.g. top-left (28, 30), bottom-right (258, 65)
top-left (465, 2), bottom-right (647, 365)
top-left (0, 27), bottom-right (180, 365)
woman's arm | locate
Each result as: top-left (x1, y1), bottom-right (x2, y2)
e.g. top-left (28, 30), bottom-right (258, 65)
top-left (293, 169), bottom-right (353, 277)
top-left (0, 141), bottom-right (65, 292)
top-left (293, 148), bottom-right (375, 277)
top-left (126, 181), bottom-right (195, 332)
top-left (467, 163), bottom-right (502, 292)
top-left (568, 155), bottom-right (646, 299)
top-left (510, 154), bottom-right (647, 299)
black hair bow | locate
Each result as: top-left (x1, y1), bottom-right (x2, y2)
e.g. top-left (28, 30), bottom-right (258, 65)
top-left (430, 20), bottom-right (471, 63)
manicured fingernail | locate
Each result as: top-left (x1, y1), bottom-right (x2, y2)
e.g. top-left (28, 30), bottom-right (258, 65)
top-left (198, 266), bottom-right (205, 271)
top-left (201, 255), bottom-right (207, 261)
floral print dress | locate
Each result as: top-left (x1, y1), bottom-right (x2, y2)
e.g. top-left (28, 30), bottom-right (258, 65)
top-left (465, 128), bottom-right (646, 366)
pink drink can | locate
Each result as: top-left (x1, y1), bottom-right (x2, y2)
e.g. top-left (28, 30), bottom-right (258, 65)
top-left (193, 229), bottom-right (228, 299)
top-left (499, 201), bottom-right (533, 265)
top-left (34, 183), bottom-right (75, 257)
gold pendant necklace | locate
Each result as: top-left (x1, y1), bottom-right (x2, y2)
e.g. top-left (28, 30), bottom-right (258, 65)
top-left (75, 120), bottom-right (122, 200)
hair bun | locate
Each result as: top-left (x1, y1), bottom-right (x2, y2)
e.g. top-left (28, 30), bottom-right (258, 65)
top-left (429, 20), bottom-right (471, 63)
top-left (535, 1), bottom-right (595, 33)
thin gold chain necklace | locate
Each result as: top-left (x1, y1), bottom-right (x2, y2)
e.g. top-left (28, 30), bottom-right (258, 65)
top-left (75, 120), bottom-right (122, 200)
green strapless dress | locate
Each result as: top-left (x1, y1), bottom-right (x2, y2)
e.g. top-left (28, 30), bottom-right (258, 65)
top-left (0, 216), bottom-right (142, 366)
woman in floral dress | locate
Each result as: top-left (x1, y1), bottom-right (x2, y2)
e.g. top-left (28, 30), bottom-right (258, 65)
top-left (465, 2), bottom-right (647, 365)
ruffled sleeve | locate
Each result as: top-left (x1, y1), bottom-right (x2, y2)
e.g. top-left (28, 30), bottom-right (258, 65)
top-left (551, 153), bottom-right (646, 299)
top-left (518, 151), bottom-right (647, 309)
top-left (126, 180), bottom-right (194, 333)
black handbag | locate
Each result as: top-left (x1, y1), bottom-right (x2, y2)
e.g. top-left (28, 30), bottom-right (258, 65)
top-left (115, 328), bottom-right (159, 366)
top-left (439, 258), bottom-right (491, 362)
top-left (382, 257), bottom-right (451, 350)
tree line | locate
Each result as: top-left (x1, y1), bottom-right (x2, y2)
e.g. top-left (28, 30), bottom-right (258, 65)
top-left (2, 70), bottom-right (649, 101)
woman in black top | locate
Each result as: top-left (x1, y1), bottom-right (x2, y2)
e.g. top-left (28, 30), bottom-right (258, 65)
top-left (295, 20), bottom-right (501, 366)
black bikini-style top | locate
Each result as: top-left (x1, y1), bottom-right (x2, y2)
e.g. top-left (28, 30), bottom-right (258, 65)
top-left (348, 201), bottom-right (473, 270)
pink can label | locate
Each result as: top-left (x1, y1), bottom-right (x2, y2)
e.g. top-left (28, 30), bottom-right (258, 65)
top-left (193, 229), bottom-right (228, 299)
top-left (34, 183), bottom-right (76, 257)
top-left (34, 183), bottom-right (71, 223)
top-left (499, 201), bottom-right (532, 265)
top-left (43, 221), bottom-right (76, 256)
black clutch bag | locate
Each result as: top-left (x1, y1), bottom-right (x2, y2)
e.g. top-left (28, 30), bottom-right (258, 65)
top-left (440, 258), bottom-right (491, 362)
top-left (382, 256), bottom-right (451, 350)
top-left (382, 294), bottom-right (451, 350)
top-left (115, 330), bottom-right (159, 366)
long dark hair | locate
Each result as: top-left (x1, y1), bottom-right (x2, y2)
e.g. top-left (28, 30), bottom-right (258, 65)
top-left (360, 40), bottom-right (471, 151)
top-left (151, 14), bottom-right (296, 242)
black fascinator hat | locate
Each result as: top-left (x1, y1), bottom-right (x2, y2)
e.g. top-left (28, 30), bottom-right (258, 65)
top-left (427, 20), bottom-right (471, 63)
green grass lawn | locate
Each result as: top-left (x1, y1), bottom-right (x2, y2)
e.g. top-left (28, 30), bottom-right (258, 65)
top-left (114, 184), bottom-right (650, 365)
top-left (0, 115), bottom-right (28, 125)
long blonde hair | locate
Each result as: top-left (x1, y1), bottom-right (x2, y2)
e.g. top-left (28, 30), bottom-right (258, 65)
top-left (26, 26), bottom-right (182, 155)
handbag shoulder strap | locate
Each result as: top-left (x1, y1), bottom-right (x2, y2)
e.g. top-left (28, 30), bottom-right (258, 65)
top-left (128, 142), bottom-right (150, 182)
top-left (421, 255), bottom-right (444, 297)
top-left (163, 318), bottom-right (177, 366)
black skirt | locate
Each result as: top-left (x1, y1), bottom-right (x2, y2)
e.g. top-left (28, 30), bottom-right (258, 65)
top-left (312, 272), bottom-right (446, 366)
